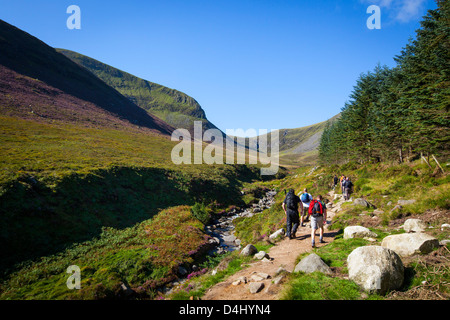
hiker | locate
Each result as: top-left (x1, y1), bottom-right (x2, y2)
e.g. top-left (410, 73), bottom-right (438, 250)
top-left (343, 177), bottom-right (353, 200)
top-left (309, 195), bottom-right (327, 248)
top-left (298, 188), bottom-right (313, 227)
top-left (333, 175), bottom-right (338, 189)
top-left (282, 189), bottom-right (302, 239)
top-left (340, 175), bottom-right (346, 194)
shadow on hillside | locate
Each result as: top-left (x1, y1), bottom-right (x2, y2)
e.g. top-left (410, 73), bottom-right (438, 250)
top-left (0, 165), bottom-right (264, 275)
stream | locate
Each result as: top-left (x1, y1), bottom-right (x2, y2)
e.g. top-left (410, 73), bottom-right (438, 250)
top-left (162, 189), bottom-right (277, 295)
top-left (205, 189), bottom-right (277, 255)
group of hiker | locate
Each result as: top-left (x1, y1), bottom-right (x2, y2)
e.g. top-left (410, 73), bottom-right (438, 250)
top-left (282, 174), bottom-right (353, 248)
top-left (282, 188), bottom-right (327, 248)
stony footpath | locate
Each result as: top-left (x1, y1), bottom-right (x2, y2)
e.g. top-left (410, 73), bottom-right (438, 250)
top-left (202, 190), bottom-right (342, 300)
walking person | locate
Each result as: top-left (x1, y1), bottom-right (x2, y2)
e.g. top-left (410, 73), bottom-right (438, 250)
top-left (309, 195), bottom-right (327, 248)
top-left (282, 189), bottom-right (302, 239)
top-left (340, 175), bottom-right (345, 194)
top-left (298, 188), bottom-right (313, 227)
top-left (333, 175), bottom-right (338, 189)
top-left (343, 177), bottom-right (353, 200)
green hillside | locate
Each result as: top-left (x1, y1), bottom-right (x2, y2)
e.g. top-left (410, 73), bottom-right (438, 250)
top-left (57, 49), bottom-right (220, 135)
top-left (255, 114), bottom-right (340, 167)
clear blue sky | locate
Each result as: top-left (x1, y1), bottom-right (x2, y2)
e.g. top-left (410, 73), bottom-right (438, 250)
top-left (0, 0), bottom-right (437, 133)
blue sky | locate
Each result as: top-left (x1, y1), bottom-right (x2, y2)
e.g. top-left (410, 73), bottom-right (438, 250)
top-left (0, 0), bottom-right (437, 133)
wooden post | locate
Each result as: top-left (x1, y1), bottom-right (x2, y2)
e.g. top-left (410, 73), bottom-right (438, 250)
top-left (422, 155), bottom-right (432, 169)
top-left (432, 154), bottom-right (444, 173)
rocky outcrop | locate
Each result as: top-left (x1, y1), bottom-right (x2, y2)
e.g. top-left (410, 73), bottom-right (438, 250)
top-left (347, 246), bottom-right (404, 294)
top-left (381, 232), bottom-right (440, 257)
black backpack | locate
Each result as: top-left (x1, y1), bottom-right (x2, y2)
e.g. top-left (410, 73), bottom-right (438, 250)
top-left (285, 193), bottom-right (298, 211)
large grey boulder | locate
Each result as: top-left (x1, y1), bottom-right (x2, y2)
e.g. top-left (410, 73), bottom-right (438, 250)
top-left (240, 244), bottom-right (258, 256)
top-left (403, 219), bottom-right (427, 233)
top-left (294, 253), bottom-right (332, 275)
top-left (344, 226), bottom-right (378, 240)
top-left (347, 246), bottom-right (404, 294)
top-left (381, 233), bottom-right (440, 257)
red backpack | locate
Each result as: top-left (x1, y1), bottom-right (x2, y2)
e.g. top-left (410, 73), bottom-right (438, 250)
top-left (308, 200), bottom-right (324, 217)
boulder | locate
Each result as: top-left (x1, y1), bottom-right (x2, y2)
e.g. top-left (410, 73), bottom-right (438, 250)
top-left (248, 282), bottom-right (264, 294)
top-left (403, 219), bottom-right (427, 233)
top-left (294, 253), bottom-right (331, 275)
top-left (254, 251), bottom-right (269, 260)
top-left (240, 244), bottom-right (258, 256)
top-left (381, 232), bottom-right (440, 257)
top-left (353, 198), bottom-right (375, 208)
top-left (441, 224), bottom-right (450, 231)
top-left (344, 226), bottom-right (378, 240)
top-left (347, 246), bottom-right (404, 294)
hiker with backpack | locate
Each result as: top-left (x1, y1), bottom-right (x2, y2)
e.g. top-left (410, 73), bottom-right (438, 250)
top-left (333, 175), bottom-right (338, 189)
top-left (308, 195), bottom-right (327, 248)
top-left (343, 177), bottom-right (353, 200)
top-left (282, 189), bottom-right (302, 239)
top-left (298, 188), bottom-right (313, 227)
top-left (340, 175), bottom-right (346, 194)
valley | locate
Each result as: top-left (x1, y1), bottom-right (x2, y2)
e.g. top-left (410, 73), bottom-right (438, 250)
top-left (0, 0), bottom-right (449, 302)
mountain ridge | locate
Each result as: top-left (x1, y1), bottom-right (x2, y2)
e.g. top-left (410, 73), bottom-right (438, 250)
top-left (57, 48), bottom-right (221, 135)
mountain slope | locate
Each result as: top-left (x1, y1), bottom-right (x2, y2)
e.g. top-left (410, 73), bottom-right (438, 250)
top-left (0, 20), bottom-right (173, 135)
top-left (257, 114), bottom-right (340, 166)
top-left (57, 49), bottom-right (220, 134)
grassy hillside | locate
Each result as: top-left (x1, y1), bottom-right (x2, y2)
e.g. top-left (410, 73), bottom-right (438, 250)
top-left (0, 115), bottom-right (270, 272)
top-left (57, 49), bottom-right (220, 135)
top-left (0, 205), bottom-right (213, 300)
top-left (254, 114), bottom-right (340, 167)
top-left (0, 115), bottom-right (279, 299)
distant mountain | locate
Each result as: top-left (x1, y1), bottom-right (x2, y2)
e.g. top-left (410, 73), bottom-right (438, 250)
top-left (57, 49), bottom-right (221, 135)
top-left (259, 114), bottom-right (340, 166)
top-left (0, 20), bottom-right (173, 135)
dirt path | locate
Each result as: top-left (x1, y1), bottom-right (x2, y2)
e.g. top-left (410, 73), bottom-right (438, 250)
top-left (202, 190), bottom-right (343, 300)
